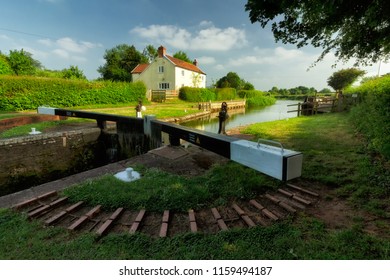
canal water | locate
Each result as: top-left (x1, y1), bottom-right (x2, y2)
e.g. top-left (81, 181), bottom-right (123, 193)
top-left (181, 100), bottom-right (298, 133)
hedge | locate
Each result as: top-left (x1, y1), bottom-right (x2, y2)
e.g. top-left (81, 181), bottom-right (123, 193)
top-left (179, 87), bottom-right (216, 102)
top-left (346, 75), bottom-right (390, 159)
top-left (0, 75), bottom-right (146, 111)
top-left (237, 89), bottom-right (276, 107)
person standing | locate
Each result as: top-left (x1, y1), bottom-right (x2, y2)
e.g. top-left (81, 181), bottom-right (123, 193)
top-left (218, 102), bottom-right (229, 134)
top-left (135, 100), bottom-right (143, 118)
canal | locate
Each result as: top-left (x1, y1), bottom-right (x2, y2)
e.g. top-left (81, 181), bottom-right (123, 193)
top-left (181, 100), bottom-right (298, 133)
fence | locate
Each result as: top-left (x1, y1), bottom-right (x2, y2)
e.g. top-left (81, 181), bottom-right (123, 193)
top-left (151, 90), bottom-right (179, 102)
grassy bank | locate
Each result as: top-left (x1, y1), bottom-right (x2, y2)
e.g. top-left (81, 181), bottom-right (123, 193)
top-left (1, 112), bottom-right (389, 259)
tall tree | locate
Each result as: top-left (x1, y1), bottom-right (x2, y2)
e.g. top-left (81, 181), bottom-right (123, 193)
top-left (245, 0), bottom-right (390, 65)
top-left (8, 49), bottom-right (42, 75)
top-left (173, 51), bottom-right (192, 63)
top-left (143, 45), bottom-right (157, 63)
top-left (216, 72), bottom-right (242, 89)
top-left (98, 44), bottom-right (148, 82)
top-left (327, 68), bottom-right (366, 94)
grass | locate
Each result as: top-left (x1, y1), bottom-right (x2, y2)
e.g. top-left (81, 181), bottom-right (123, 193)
top-left (242, 113), bottom-right (390, 217)
top-left (0, 208), bottom-right (388, 259)
top-left (0, 111), bottom-right (389, 259)
top-left (62, 163), bottom-right (278, 212)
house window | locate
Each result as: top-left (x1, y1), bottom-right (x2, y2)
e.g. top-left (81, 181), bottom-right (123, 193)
top-left (158, 66), bottom-right (164, 73)
top-left (159, 82), bottom-right (170, 90)
top-left (182, 70), bottom-right (185, 76)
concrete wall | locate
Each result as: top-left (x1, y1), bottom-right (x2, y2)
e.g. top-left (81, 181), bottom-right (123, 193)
top-left (0, 128), bottom-right (105, 196)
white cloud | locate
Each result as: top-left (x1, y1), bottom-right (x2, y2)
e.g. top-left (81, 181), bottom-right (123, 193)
top-left (56, 37), bottom-right (99, 53)
top-left (52, 49), bottom-right (69, 58)
top-left (197, 56), bottom-right (216, 64)
top-left (130, 22), bottom-right (247, 51)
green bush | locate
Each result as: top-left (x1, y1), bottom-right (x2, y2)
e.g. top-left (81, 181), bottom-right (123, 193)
top-left (214, 87), bottom-right (236, 100)
top-left (237, 89), bottom-right (276, 107)
top-left (179, 87), bottom-right (215, 102)
top-left (0, 75), bottom-right (146, 111)
top-left (346, 75), bottom-right (390, 159)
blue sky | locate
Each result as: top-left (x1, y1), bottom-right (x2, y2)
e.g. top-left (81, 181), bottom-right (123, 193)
top-left (1, 0), bottom-right (389, 90)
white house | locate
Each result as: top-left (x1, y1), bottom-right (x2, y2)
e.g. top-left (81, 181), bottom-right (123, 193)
top-left (131, 46), bottom-right (206, 99)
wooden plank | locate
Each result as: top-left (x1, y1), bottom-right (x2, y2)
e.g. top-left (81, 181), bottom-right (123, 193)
top-left (68, 205), bottom-right (101, 231)
top-left (129, 222), bottom-right (140, 234)
top-left (188, 209), bottom-right (196, 222)
top-left (249, 199), bottom-right (264, 210)
top-left (159, 222), bottom-right (168, 238)
top-left (162, 210), bottom-right (170, 223)
top-left (44, 201), bottom-right (84, 226)
top-left (277, 189), bottom-right (293, 198)
top-left (286, 184), bottom-right (319, 197)
top-left (217, 219), bottom-right (228, 231)
top-left (96, 208), bottom-right (124, 236)
top-left (262, 208), bottom-right (279, 221)
top-left (45, 210), bottom-right (67, 226)
top-left (28, 205), bottom-right (50, 218)
top-left (211, 208), bottom-right (222, 220)
top-left (265, 194), bottom-right (280, 204)
top-left (278, 201), bottom-right (297, 213)
top-left (292, 195), bottom-right (312, 205)
top-left (68, 216), bottom-right (88, 230)
top-left (241, 215), bottom-right (256, 227)
top-left (96, 219), bottom-right (113, 236)
top-left (232, 203), bottom-right (245, 216)
top-left (109, 207), bottom-right (124, 220)
top-left (85, 205), bottom-right (101, 219)
top-left (134, 209), bottom-right (146, 223)
top-left (190, 221), bottom-right (198, 233)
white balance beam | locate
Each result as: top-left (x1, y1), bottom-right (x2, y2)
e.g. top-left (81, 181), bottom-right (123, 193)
top-left (231, 139), bottom-right (302, 181)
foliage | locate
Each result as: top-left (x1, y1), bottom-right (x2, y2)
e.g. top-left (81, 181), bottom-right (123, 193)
top-left (0, 53), bottom-right (13, 75)
top-left (268, 85), bottom-right (318, 96)
top-left (179, 86), bottom-right (216, 102)
top-left (7, 49), bottom-right (42, 75)
top-left (62, 65), bottom-right (86, 80)
top-left (245, 0), bottom-right (390, 65)
top-left (346, 75), bottom-right (390, 159)
top-left (98, 44), bottom-right (148, 82)
top-left (142, 45), bottom-right (158, 63)
top-left (216, 72), bottom-right (242, 89)
top-left (0, 75), bottom-right (146, 111)
top-left (173, 50), bottom-right (192, 63)
top-left (238, 90), bottom-right (276, 107)
top-left (214, 87), bottom-right (236, 100)
top-left (327, 68), bottom-right (366, 93)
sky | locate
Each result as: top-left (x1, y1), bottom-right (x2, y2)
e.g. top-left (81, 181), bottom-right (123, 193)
top-left (1, 0), bottom-right (389, 91)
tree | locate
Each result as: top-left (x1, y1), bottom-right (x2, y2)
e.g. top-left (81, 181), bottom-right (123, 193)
top-left (8, 49), bottom-right (42, 75)
top-left (327, 68), bottom-right (365, 94)
top-left (98, 44), bottom-right (148, 82)
top-left (245, 0), bottom-right (390, 66)
top-left (62, 65), bottom-right (86, 80)
top-left (0, 52), bottom-right (13, 75)
top-left (143, 45), bottom-right (157, 63)
top-left (173, 51), bottom-right (192, 63)
top-left (216, 72), bottom-right (242, 89)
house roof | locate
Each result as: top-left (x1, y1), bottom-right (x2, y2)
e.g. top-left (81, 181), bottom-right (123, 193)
top-left (131, 64), bottom-right (149, 74)
top-left (166, 55), bottom-right (206, 75)
top-left (131, 55), bottom-right (206, 75)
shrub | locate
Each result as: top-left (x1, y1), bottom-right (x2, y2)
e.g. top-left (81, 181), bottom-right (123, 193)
top-left (0, 75), bottom-right (146, 111)
top-left (214, 88), bottom-right (236, 100)
top-left (346, 75), bottom-right (390, 159)
top-left (237, 89), bottom-right (276, 107)
top-left (179, 87), bottom-right (215, 102)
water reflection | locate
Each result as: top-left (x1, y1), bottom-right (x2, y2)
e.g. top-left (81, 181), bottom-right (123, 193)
top-left (181, 100), bottom-right (297, 132)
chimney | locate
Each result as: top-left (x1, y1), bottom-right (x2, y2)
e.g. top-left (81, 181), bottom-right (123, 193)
top-left (158, 46), bottom-right (166, 58)
top-left (193, 59), bottom-right (198, 66)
